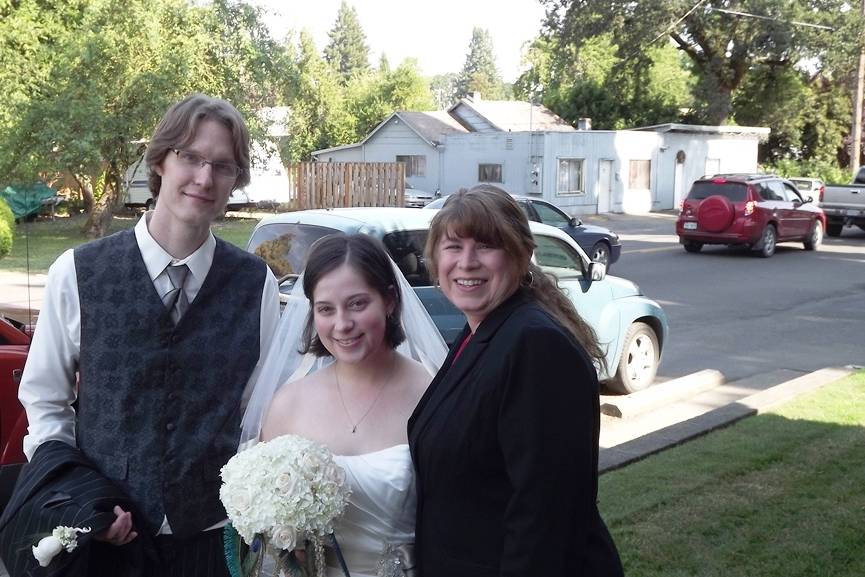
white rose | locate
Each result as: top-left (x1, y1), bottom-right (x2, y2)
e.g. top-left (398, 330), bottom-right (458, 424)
top-left (32, 535), bottom-right (64, 567)
top-left (232, 490), bottom-right (252, 512)
top-left (276, 471), bottom-right (297, 493)
top-left (271, 525), bottom-right (297, 550)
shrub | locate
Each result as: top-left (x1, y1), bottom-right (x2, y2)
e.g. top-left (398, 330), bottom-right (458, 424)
top-left (0, 199), bottom-right (12, 259)
top-left (766, 159), bottom-right (850, 185)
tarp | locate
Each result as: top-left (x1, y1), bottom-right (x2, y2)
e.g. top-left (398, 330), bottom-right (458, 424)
top-left (0, 183), bottom-right (59, 220)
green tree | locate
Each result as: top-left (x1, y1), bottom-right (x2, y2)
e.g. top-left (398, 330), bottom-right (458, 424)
top-left (323, 1), bottom-right (370, 83)
top-left (515, 33), bottom-right (694, 129)
top-left (542, 0), bottom-right (855, 125)
top-left (0, 0), bottom-right (282, 237)
top-left (455, 28), bottom-right (505, 100)
top-left (347, 59), bottom-right (436, 139)
top-left (430, 73), bottom-right (459, 108)
top-left (280, 31), bottom-right (355, 162)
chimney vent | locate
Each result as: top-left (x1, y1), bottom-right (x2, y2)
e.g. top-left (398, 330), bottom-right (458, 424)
top-left (577, 118), bottom-right (592, 130)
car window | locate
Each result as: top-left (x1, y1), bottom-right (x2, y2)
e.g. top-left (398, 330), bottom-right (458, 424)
top-left (531, 201), bottom-right (570, 227)
top-left (766, 181), bottom-right (788, 201)
top-left (782, 183), bottom-right (803, 202)
top-left (789, 179), bottom-right (813, 191)
top-left (248, 223), bottom-right (337, 279)
top-left (757, 182), bottom-right (781, 201)
top-left (533, 234), bottom-right (585, 279)
top-left (381, 230), bottom-right (434, 287)
top-left (687, 181), bottom-right (748, 201)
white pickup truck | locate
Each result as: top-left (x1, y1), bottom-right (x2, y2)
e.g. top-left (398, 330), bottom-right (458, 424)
top-left (822, 169), bottom-right (865, 236)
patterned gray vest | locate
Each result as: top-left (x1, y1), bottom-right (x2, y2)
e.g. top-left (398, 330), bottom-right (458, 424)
top-left (74, 229), bottom-right (266, 537)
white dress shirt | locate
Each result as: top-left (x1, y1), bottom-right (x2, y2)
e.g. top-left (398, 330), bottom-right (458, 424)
top-left (19, 213), bottom-right (280, 534)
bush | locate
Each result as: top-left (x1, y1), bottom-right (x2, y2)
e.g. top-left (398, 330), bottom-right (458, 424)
top-left (0, 198), bottom-right (13, 259)
top-left (766, 159), bottom-right (850, 185)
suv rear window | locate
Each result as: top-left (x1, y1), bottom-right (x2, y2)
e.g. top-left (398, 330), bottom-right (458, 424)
top-left (382, 230), bottom-right (433, 287)
top-left (687, 181), bottom-right (748, 202)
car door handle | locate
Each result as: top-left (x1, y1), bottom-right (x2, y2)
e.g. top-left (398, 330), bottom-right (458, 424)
top-left (12, 368), bottom-right (23, 385)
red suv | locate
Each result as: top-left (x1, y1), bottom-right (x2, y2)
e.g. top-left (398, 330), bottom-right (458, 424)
top-left (676, 174), bottom-right (826, 257)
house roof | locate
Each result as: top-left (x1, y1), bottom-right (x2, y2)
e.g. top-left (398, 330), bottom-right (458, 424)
top-left (448, 97), bottom-right (576, 132)
top-left (396, 111), bottom-right (469, 144)
top-left (634, 123), bottom-right (770, 137)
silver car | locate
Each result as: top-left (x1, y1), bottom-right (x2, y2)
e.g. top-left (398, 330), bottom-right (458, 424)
top-left (246, 208), bottom-right (668, 393)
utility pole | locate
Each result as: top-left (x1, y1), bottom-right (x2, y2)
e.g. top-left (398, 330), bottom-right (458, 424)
top-left (852, 0), bottom-right (865, 175)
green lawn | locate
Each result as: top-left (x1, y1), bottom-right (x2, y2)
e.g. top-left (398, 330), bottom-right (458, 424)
top-left (601, 370), bottom-right (865, 577)
top-left (1, 213), bottom-right (259, 273)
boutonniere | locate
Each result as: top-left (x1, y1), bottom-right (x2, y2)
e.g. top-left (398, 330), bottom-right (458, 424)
top-left (32, 526), bottom-right (91, 567)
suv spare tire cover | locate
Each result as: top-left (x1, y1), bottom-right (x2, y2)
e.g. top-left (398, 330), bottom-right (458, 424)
top-left (697, 195), bottom-right (735, 232)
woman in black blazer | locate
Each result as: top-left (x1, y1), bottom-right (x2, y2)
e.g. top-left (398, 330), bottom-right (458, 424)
top-left (408, 185), bottom-right (623, 577)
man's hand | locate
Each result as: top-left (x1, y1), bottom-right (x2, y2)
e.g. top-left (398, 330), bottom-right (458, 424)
top-left (94, 506), bottom-right (138, 545)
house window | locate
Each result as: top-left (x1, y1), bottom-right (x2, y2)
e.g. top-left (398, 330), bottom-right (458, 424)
top-left (629, 160), bottom-right (651, 190)
top-left (396, 155), bottom-right (426, 177)
top-left (557, 158), bottom-right (585, 195)
top-left (478, 163), bottom-right (503, 183)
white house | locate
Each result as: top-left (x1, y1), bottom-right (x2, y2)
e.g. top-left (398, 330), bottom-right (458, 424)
top-left (312, 95), bottom-right (770, 215)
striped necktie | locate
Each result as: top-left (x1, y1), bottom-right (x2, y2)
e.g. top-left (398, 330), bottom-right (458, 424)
top-left (162, 264), bottom-right (190, 324)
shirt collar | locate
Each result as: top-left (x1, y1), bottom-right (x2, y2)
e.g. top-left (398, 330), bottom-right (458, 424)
top-left (134, 213), bottom-right (216, 284)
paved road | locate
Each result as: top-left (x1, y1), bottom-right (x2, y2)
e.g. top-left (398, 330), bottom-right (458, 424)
top-left (583, 211), bottom-right (865, 385)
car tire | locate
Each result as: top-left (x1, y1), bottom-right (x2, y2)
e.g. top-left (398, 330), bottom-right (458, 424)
top-left (803, 221), bottom-right (822, 251)
top-left (755, 224), bottom-right (776, 258)
top-left (826, 222), bottom-right (843, 237)
top-left (608, 322), bottom-right (659, 394)
top-left (590, 241), bottom-right (610, 266)
top-left (683, 241), bottom-right (703, 253)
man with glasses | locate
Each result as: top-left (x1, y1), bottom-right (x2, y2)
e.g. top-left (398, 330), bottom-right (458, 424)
top-left (15, 94), bottom-right (280, 575)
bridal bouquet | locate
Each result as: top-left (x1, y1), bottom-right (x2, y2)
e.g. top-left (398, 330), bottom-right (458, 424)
top-left (220, 435), bottom-right (351, 576)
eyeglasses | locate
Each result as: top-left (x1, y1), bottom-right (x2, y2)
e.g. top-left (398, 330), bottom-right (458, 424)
top-left (171, 148), bottom-right (242, 179)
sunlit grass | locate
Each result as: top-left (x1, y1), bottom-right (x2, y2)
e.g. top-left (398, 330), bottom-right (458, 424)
top-left (1, 213), bottom-right (259, 273)
top-left (601, 370), bottom-right (865, 577)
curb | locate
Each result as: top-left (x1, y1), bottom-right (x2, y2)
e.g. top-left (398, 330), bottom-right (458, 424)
top-left (600, 369), bottom-right (725, 419)
top-left (598, 366), bottom-right (856, 474)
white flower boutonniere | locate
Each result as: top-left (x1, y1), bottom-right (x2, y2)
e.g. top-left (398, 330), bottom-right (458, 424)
top-left (32, 526), bottom-right (91, 567)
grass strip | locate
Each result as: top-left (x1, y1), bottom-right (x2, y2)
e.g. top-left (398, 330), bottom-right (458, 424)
top-left (2, 214), bottom-right (259, 273)
top-left (600, 370), bottom-right (865, 577)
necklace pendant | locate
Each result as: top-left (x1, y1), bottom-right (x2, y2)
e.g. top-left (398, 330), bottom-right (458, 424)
top-left (351, 425), bottom-right (357, 434)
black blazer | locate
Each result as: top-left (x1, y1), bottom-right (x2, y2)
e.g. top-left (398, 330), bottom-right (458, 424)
top-left (0, 441), bottom-right (155, 577)
top-left (408, 291), bottom-right (623, 577)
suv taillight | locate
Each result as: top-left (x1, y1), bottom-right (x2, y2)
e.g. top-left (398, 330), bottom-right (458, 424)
top-left (744, 201), bottom-right (755, 216)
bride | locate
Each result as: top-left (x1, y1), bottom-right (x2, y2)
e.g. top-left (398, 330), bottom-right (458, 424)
top-left (240, 233), bottom-right (447, 577)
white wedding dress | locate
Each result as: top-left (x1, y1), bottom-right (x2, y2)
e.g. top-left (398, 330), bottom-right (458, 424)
top-left (325, 444), bottom-right (416, 577)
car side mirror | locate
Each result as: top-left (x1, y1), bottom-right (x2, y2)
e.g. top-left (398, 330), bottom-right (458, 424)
top-left (589, 261), bottom-right (606, 282)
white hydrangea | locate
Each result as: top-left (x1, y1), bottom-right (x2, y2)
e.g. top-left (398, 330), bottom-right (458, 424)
top-left (220, 435), bottom-right (350, 549)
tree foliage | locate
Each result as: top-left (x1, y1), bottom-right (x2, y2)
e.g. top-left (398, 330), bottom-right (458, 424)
top-left (323, 0), bottom-right (370, 84)
top-left (0, 0), bottom-right (281, 236)
top-left (456, 28), bottom-right (506, 100)
top-left (532, 0), bottom-right (862, 166)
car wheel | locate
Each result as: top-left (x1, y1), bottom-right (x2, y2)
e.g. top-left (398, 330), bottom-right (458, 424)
top-left (826, 222), bottom-right (843, 237)
top-left (803, 221), bottom-right (822, 251)
top-left (590, 241), bottom-right (610, 266)
top-left (683, 241), bottom-right (703, 253)
top-left (755, 224), bottom-right (776, 258)
top-left (608, 322), bottom-right (659, 394)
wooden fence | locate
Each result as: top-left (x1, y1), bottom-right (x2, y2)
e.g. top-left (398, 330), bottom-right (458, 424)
top-left (288, 162), bottom-right (405, 209)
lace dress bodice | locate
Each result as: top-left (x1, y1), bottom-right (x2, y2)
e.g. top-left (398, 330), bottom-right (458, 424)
top-left (326, 444), bottom-right (416, 577)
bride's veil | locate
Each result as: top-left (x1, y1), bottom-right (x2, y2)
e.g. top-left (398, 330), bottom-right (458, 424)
top-left (239, 258), bottom-right (450, 449)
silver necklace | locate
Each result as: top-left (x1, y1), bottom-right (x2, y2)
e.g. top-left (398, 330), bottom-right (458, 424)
top-left (334, 356), bottom-right (394, 434)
